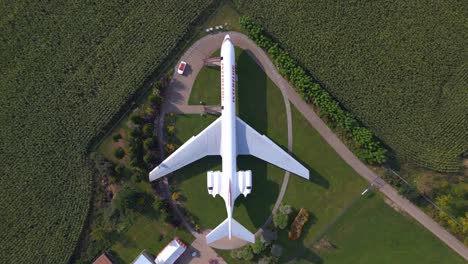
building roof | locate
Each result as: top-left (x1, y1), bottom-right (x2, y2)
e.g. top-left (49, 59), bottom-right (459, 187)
top-left (155, 237), bottom-right (187, 264)
top-left (131, 250), bottom-right (155, 264)
top-left (93, 253), bottom-right (113, 264)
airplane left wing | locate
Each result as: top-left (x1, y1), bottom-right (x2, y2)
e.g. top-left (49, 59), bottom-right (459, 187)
top-left (236, 117), bottom-right (309, 179)
top-left (149, 117), bottom-right (222, 181)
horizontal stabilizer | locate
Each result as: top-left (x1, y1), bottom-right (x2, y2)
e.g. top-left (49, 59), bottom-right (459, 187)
top-left (206, 218), bottom-right (255, 244)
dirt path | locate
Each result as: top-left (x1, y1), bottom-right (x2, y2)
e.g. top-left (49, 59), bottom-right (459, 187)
top-left (156, 31), bottom-right (468, 261)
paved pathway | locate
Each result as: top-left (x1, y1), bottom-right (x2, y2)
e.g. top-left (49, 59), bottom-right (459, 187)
top-left (156, 31), bottom-right (468, 261)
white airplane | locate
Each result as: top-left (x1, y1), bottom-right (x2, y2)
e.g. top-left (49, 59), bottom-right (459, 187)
top-left (149, 34), bottom-right (309, 244)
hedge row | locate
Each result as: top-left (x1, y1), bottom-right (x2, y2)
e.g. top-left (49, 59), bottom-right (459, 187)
top-left (240, 16), bottom-right (386, 164)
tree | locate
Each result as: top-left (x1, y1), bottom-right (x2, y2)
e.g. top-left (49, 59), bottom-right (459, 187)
top-left (273, 213), bottom-right (289, 229)
top-left (112, 133), bottom-right (122, 142)
top-left (240, 245), bottom-right (254, 261)
top-left (114, 164), bottom-right (125, 178)
top-left (258, 256), bottom-right (277, 264)
top-left (114, 147), bottom-right (125, 159)
top-left (153, 197), bottom-right (164, 211)
top-left (143, 138), bottom-right (155, 150)
top-left (230, 249), bottom-right (243, 260)
top-left (462, 213), bottom-right (468, 234)
top-left (279, 204), bottom-right (292, 215)
top-left (149, 93), bottom-right (162, 104)
top-left (251, 236), bottom-right (267, 254)
top-left (90, 225), bottom-right (106, 241)
top-left (114, 184), bottom-right (140, 212)
top-left (143, 152), bottom-right (156, 165)
top-left (142, 123), bottom-right (154, 136)
top-left (129, 127), bottom-right (142, 139)
top-left (171, 192), bottom-right (180, 201)
top-left (130, 114), bottom-right (143, 125)
top-left (270, 244), bottom-right (283, 257)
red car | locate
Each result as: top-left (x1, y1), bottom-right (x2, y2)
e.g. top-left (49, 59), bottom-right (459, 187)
top-left (177, 61), bottom-right (187, 74)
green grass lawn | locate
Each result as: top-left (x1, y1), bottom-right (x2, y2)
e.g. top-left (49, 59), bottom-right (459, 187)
top-left (110, 214), bottom-right (194, 263)
top-left (276, 105), bottom-right (368, 260)
top-left (188, 47), bottom-right (242, 105)
top-left (299, 194), bottom-right (466, 264)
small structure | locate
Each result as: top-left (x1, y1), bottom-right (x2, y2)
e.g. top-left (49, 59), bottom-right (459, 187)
top-left (132, 250), bottom-right (155, 264)
top-left (93, 252), bottom-right (114, 264)
top-left (288, 208), bottom-right (309, 240)
top-left (155, 237), bottom-right (187, 264)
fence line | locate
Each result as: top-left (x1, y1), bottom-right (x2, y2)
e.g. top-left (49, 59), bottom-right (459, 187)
top-left (384, 167), bottom-right (462, 227)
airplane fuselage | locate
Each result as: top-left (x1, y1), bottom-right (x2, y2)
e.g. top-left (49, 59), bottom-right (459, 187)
top-left (220, 35), bottom-right (236, 220)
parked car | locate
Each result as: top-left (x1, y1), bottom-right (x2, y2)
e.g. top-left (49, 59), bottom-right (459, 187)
top-left (177, 61), bottom-right (187, 75)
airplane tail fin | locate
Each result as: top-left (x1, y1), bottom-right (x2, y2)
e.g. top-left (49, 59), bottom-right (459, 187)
top-left (206, 218), bottom-right (255, 244)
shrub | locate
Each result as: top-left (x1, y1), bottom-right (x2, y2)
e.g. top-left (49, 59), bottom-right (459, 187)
top-left (153, 198), bottom-right (164, 211)
top-left (112, 133), bottom-right (122, 142)
top-left (273, 213), bottom-right (288, 229)
top-left (241, 245), bottom-right (254, 261)
top-left (142, 123), bottom-right (154, 136)
top-left (114, 184), bottom-right (140, 212)
top-left (130, 114), bottom-right (143, 125)
top-left (114, 164), bottom-right (125, 177)
top-left (171, 192), bottom-right (180, 201)
top-left (143, 152), bottom-right (157, 165)
top-left (251, 236), bottom-right (267, 254)
top-left (166, 143), bottom-right (176, 153)
top-left (270, 244), bottom-right (283, 257)
top-left (143, 138), bottom-right (155, 150)
top-left (114, 147), bottom-right (125, 159)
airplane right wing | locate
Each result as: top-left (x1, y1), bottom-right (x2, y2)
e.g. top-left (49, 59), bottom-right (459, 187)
top-left (149, 117), bottom-right (222, 181)
top-left (236, 117), bottom-right (309, 179)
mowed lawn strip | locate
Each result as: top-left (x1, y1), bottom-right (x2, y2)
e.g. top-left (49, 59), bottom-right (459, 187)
top-left (277, 105), bottom-right (367, 260)
top-left (313, 195), bottom-right (466, 264)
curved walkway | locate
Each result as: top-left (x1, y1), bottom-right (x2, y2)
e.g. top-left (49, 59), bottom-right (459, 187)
top-left (157, 31), bottom-right (468, 261)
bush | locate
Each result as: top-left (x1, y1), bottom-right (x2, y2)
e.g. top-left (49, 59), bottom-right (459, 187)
top-left (143, 152), bottom-right (157, 165)
top-left (143, 138), bottom-right (155, 150)
top-left (114, 147), bottom-right (125, 159)
top-left (129, 127), bottom-right (142, 139)
top-left (114, 184), bottom-right (139, 212)
top-left (114, 164), bottom-right (125, 177)
top-left (258, 256), bottom-right (277, 264)
top-left (270, 244), bottom-right (283, 257)
top-left (278, 204), bottom-right (292, 215)
top-left (130, 114), bottom-right (143, 125)
top-left (251, 236), bottom-right (267, 254)
top-left (112, 133), bottom-right (122, 142)
top-left (273, 213), bottom-right (289, 229)
top-left (153, 198), bottom-right (164, 211)
top-left (240, 246), bottom-right (254, 261)
top-left (142, 123), bottom-right (154, 136)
